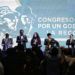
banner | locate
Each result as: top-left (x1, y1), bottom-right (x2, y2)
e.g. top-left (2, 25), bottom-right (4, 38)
top-left (0, 0), bottom-right (75, 49)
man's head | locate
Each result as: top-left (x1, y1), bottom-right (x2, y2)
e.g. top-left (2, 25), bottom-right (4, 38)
top-left (5, 33), bottom-right (9, 38)
top-left (20, 29), bottom-right (24, 36)
top-left (47, 33), bottom-right (52, 39)
top-left (69, 34), bottom-right (73, 39)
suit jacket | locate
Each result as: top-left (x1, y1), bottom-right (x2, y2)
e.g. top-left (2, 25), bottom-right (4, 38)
top-left (44, 38), bottom-right (59, 51)
top-left (66, 39), bottom-right (75, 48)
top-left (16, 35), bottom-right (28, 49)
top-left (2, 38), bottom-right (13, 51)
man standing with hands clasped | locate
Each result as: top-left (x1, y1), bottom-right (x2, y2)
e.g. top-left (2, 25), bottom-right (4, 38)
top-left (16, 29), bottom-right (28, 50)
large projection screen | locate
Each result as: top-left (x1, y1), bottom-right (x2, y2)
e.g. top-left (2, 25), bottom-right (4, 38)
top-left (0, 0), bottom-right (75, 50)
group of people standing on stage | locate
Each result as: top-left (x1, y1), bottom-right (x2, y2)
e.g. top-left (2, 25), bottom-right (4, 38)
top-left (1, 29), bottom-right (59, 51)
top-left (1, 29), bottom-right (75, 55)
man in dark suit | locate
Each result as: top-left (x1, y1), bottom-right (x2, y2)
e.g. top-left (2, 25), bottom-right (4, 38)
top-left (16, 29), bottom-right (28, 50)
top-left (66, 34), bottom-right (75, 48)
top-left (44, 33), bottom-right (59, 54)
top-left (66, 34), bottom-right (75, 55)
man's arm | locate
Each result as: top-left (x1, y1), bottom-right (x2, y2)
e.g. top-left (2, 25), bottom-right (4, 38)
top-left (16, 36), bottom-right (21, 43)
top-left (24, 35), bottom-right (28, 43)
